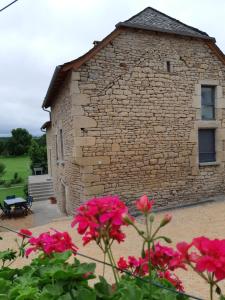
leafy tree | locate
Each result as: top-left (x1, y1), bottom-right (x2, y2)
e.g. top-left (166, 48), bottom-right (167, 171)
top-left (7, 128), bottom-right (32, 156)
top-left (29, 139), bottom-right (47, 174)
top-left (35, 134), bottom-right (46, 147)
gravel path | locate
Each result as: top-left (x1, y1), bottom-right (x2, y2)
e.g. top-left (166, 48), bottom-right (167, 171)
top-left (1, 200), bottom-right (225, 299)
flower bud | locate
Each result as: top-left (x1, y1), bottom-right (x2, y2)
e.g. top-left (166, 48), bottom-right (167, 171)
top-left (122, 213), bottom-right (134, 225)
top-left (149, 214), bottom-right (155, 223)
top-left (160, 214), bottom-right (172, 227)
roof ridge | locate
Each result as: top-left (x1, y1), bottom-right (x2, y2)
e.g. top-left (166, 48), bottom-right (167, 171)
top-left (121, 6), bottom-right (209, 37)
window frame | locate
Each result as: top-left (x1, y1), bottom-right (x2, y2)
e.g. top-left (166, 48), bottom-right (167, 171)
top-left (201, 85), bottom-right (216, 120)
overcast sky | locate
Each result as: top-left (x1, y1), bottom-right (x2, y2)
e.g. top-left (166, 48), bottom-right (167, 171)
top-left (0, 0), bottom-right (224, 136)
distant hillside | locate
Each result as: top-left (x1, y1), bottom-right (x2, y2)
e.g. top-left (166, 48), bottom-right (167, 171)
top-left (0, 137), bottom-right (10, 142)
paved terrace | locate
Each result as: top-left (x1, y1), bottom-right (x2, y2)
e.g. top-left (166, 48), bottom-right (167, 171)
top-left (0, 199), bottom-right (225, 299)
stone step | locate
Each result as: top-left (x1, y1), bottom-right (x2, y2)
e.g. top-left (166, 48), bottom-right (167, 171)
top-left (29, 186), bottom-right (54, 193)
top-left (32, 195), bottom-right (52, 202)
top-left (28, 175), bottom-right (54, 202)
top-left (28, 181), bottom-right (53, 188)
top-left (29, 190), bottom-right (54, 198)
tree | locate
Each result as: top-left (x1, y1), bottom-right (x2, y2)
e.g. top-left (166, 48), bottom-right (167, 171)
top-left (35, 134), bottom-right (46, 147)
top-left (7, 128), bottom-right (32, 156)
top-left (29, 139), bottom-right (47, 174)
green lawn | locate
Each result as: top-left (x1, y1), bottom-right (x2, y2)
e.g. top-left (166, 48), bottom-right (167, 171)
top-left (0, 156), bottom-right (30, 181)
top-left (0, 156), bottom-right (30, 203)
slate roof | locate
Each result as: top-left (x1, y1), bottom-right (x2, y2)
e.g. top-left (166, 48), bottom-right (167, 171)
top-left (116, 7), bottom-right (214, 40)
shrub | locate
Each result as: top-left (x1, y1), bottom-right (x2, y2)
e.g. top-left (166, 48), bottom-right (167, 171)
top-left (23, 183), bottom-right (28, 197)
top-left (10, 172), bottom-right (23, 184)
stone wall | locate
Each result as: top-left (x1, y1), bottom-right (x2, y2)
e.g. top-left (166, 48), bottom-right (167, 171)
top-left (47, 75), bottom-right (82, 214)
top-left (49, 28), bottom-right (225, 212)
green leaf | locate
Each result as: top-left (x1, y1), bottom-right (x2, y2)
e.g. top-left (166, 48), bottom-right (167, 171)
top-left (42, 284), bottom-right (63, 296)
top-left (0, 278), bottom-right (12, 293)
top-left (94, 276), bottom-right (113, 298)
top-left (77, 287), bottom-right (96, 300)
top-left (59, 294), bottom-right (73, 300)
top-left (75, 262), bottom-right (96, 277)
top-left (0, 250), bottom-right (17, 262)
top-left (120, 284), bottom-right (143, 300)
top-left (50, 251), bottom-right (72, 263)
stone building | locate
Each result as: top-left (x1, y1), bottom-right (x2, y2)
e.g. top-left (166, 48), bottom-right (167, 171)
top-left (41, 7), bottom-right (225, 214)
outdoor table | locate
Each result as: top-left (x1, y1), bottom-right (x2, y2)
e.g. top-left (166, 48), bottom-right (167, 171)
top-left (4, 197), bottom-right (27, 207)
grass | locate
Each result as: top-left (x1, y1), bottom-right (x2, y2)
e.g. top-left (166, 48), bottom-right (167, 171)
top-left (0, 156), bottom-right (31, 203)
top-left (0, 156), bottom-right (30, 181)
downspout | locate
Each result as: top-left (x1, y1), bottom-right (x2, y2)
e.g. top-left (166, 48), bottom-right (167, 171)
top-left (41, 105), bottom-right (51, 132)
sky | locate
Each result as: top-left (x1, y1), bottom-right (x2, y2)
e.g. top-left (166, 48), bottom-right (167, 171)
top-left (0, 0), bottom-right (224, 136)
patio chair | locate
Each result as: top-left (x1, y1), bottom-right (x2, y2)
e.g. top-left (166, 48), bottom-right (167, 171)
top-left (0, 203), bottom-right (11, 218)
top-left (6, 195), bottom-right (16, 199)
top-left (25, 196), bottom-right (33, 214)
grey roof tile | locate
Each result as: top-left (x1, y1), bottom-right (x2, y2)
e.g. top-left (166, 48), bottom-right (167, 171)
top-left (117, 7), bottom-right (213, 40)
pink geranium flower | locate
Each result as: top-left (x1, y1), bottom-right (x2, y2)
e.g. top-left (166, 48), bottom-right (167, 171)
top-left (25, 229), bottom-right (78, 257)
top-left (71, 196), bottom-right (129, 246)
top-left (18, 229), bottom-right (32, 238)
top-left (136, 195), bottom-right (154, 214)
top-left (177, 236), bottom-right (225, 281)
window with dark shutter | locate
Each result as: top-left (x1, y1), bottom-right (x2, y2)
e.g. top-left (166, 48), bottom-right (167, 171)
top-left (60, 129), bottom-right (64, 160)
top-left (55, 135), bottom-right (58, 161)
top-left (198, 129), bottom-right (216, 163)
top-left (201, 86), bottom-right (215, 120)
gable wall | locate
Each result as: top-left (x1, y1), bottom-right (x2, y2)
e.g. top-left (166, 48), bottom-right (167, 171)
top-left (52, 29), bottom-right (225, 210)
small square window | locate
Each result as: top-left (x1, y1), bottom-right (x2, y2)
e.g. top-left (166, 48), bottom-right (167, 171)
top-left (201, 86), bottom-right (215, 120)
top-left (198, 129), bottom-right (216, 163)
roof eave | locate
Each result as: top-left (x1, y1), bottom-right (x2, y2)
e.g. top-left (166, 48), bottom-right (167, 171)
top-left (41, 121), bottom-right (51, 130)
top-left (42, 65), bottom-right (63, 108)
top-left (116, 22), bottom-right (216, 42)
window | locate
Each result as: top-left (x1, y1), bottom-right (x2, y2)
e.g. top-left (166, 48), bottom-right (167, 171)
top-left (60, 129), bottom-right (64, 160)
top-left (198, 129), bottom-right (216, 163)
top-left (166, 61), bottom-right (171, 72)
top-left (201, 86), bottom-right (215, 120)
top-left (55, 135), bottom-right (59, 161)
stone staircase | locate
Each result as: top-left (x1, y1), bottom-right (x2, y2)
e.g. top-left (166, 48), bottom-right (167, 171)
top-left (28, 175), bottom-right (54, 202)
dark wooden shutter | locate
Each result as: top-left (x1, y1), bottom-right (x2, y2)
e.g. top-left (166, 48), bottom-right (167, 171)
top-left (198, 129), bottom-right (215, 163)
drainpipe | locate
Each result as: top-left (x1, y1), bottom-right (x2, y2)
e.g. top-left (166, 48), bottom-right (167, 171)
top-left (41, 104), bottom-right (51, 132)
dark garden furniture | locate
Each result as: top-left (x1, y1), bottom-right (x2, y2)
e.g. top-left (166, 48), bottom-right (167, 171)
top-left (25, 196), bottom-right (33, 214)
top-left (6, 195), bottom-right (16, 199)
top-left (4, 197), bottom-right (28, 217)
top-left (0, 203), bottom-right (11, 218)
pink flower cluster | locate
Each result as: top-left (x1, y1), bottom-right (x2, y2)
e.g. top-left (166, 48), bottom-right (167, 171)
top-left (177, 236), bottom-right (225, 281)
top-left (117, 243), bottom-right (185, 291)
top-left (25, 229), bottom-right (78, 256)
top-left (71, 196), bottom-right (129, 245)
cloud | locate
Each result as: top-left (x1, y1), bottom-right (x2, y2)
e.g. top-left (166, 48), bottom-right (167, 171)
top-left (0, 0), bottom-right (224, 136)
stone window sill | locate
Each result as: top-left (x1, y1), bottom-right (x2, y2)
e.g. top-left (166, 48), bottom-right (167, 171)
top-left (199, 161), bottom-right (220, 167)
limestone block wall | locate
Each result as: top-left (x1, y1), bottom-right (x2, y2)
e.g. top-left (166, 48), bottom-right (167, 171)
top-left (69, 29), bottom-right (225, 208)
top-left (49, 76), bottom-right (83, 214)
